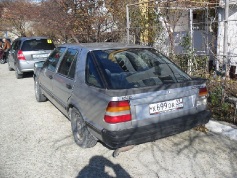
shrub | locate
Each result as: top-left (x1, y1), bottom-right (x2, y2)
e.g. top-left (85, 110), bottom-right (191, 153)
top-left (173, 52), bottom-right (236, 125)
top-left (207, 78), bottom-right (236, 125)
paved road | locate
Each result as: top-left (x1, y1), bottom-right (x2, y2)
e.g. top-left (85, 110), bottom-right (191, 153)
top-left (0, 63), bottom-right (237, 178)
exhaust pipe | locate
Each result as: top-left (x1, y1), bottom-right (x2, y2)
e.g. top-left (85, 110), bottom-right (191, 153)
top-left (112, 145), bottom-right (135, 157)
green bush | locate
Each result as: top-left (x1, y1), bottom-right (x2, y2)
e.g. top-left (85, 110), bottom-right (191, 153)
top-left (207, 78), bottom-right (236, 125)
top-left (173, 54), bottom-right (208, 77)
top-left (173, 50), bottom-right (236, 125)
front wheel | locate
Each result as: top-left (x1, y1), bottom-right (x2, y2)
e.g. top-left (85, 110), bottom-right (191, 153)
top-left (34, 78), bottom-right (47, 102)
top-left (8, 61), bottom-right (13, 71)
top-left (70, 108), bottom-right (97, 148)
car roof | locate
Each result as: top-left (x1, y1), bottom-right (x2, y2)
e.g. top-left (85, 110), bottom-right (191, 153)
top-left (59, 42), bottom-right (152, 51)
top-left (15, 36), bottom-right (51, 41)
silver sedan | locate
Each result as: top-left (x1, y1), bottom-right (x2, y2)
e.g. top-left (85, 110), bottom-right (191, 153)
top-left (33, 43), bottom-right (211, 156)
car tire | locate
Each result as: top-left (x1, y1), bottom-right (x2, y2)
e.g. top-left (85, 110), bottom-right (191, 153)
top-left (15, 67), bottom-right (23, 79)
top-left (34, 78), bottom-right (47, 102)
top-left (70, 108), bottom-right (97, 148)
top-left (0, 59), bottom-right (5, 64)
top-left (8, 61), bottom-right (13, 71)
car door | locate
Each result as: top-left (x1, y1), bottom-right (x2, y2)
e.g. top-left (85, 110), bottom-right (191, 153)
top-left (8, 40), bottom-right (20, 69)
top-left (39, 47), bottom-right (66, 98)
top-left (52, 48), bottom-right (79, 111)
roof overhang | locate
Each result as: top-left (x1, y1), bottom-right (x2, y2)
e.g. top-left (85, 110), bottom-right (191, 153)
top-left (219, 0), bottom-right (237, 8)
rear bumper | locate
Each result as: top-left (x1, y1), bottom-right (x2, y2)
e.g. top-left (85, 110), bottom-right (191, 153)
top-left (18, 61), bottom-right (34, 72)
top-left (101, 110), bottom-right (211, 149)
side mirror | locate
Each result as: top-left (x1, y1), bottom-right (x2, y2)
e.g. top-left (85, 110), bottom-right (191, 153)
top-left (34, 61), bottom-right (45, 68)
top-left (34, 61), bottom-right (45, 74)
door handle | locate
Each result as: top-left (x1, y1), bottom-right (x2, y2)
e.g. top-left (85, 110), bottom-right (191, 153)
top-left (48, 75), bottom-right (53, 79)
top-left (66, 84), bottom-right (72, 89)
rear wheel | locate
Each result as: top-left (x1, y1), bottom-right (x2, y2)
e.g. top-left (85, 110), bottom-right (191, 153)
top-left (34, 78), bottom-right (47, 102)
top-left (0, 58), bottom-right (5, 64)
top-left (15, 67), bottom-right (23, 79)
top-left (70, 108), bottom-right (97, 148)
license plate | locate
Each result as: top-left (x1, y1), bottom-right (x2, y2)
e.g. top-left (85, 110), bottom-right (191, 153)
top-left (149, 98), bottom-right (183, 115)
top-left (33, 54), bottom-right (48, 59)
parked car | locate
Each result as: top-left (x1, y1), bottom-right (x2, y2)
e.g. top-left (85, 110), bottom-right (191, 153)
top-left (33, 43), bottom-right (211, 156)
top-left (8, 37), bottom-right (55, 79)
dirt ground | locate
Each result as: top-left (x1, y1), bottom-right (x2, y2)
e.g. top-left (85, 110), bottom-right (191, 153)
top-left (0, 63), bottom-right (237, 178)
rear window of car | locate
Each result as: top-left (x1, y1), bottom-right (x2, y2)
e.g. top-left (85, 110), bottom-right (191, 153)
top-left (21, 39), bottom-right (55, 51)
top-left (87, 48), bottom-right (191, 89)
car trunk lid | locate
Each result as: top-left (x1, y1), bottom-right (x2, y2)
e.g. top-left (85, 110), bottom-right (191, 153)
top-left (103, 78), bottom-right (207, 127)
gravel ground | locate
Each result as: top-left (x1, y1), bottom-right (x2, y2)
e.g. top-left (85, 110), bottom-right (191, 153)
top-left (0, 63), bottom-right (237, 178)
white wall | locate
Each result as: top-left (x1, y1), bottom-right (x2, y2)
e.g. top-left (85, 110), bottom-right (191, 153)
top-left (217, 4), bottom-right (237, 69)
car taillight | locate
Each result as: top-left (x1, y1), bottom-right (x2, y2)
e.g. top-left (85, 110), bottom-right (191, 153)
top-left (197, 87), bottom-right (208, 106)
top-left (17, 50), bottom-right (26, 60)
top-left (199, 87), bottom-right (208, 97)
top-left (104, 101), bottom-right (132, 123)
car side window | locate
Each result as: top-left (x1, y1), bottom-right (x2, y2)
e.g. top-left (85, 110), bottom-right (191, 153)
top-left (11, 41), bottom-right (19, 50)
top-left (45, 47), bottom-right (66, 72)
top-left (58, 48), bottom-right (78, 79)
top-left (15, 41), bottom-right (21, 50)
top-left (68, 55), bottom-right (77, 79)
top-left (86, 53), bottom-right (102, 88)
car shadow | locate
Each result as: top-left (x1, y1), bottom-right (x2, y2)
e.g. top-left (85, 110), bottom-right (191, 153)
top-left (76, 156), bottom-right (131, 178)
top-left (23, 72), bottom-right (34, 78)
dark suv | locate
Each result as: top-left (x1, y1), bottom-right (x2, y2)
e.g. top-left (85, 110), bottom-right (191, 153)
top-left (8, 37), bottom-right (55, 79)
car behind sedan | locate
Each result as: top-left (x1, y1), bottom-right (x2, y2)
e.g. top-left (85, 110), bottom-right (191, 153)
top-left (33, 43), bottom-right (211, 155)
top-left (8, 37), bottom-right (55, 79)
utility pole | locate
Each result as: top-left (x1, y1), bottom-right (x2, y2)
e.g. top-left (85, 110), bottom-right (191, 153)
top-left (126, 4), bottom-right (130, 44)
top-left (221, 0), bottom-right (229, 104)
top-left (223, 0), bottom-right (229, 77)
top-left (188, 8), bottom-right (193, 75)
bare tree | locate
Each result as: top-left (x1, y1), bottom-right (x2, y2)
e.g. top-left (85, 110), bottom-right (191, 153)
top-left (0, 0), bottom-right (35, 37)
top-left (31, 0), bottom-right (116, 43)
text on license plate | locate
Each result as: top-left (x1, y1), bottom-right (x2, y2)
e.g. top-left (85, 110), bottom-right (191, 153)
top-left (149, 98), bottom-right (183, 115)
top-left (33, 54), bottom-right (48, 58)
